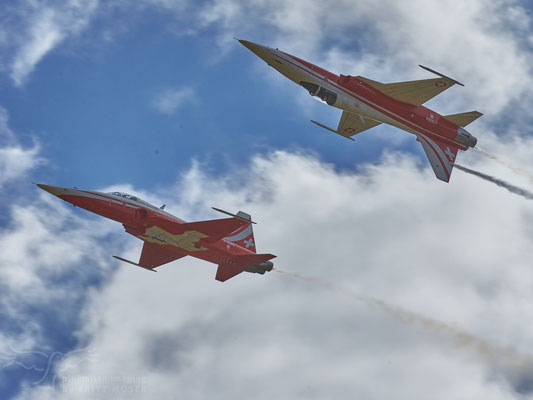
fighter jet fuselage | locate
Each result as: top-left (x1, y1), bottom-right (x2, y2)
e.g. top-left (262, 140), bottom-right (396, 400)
top-left (240, 40), bottom-right (481, 182)
top-left (37, 184), bottom-right (275, 281)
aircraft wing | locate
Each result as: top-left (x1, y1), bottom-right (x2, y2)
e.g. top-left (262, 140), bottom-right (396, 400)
top-left (337, 111), bottom-right (381, 137)
top-left (357, 76), bottom-right (457, 106)
top-left (113, 241), bottom-right (187, 271)
top-left (311, 111), bottom-right (381, 140)
top-left (149, 217), bottom-right (247, 245)
top-left (139, 241), bottom-right (186, 269)
top-left (418, 135), bottom-right (459, 183)
top-left (357, 66), bottom-right (463, 106)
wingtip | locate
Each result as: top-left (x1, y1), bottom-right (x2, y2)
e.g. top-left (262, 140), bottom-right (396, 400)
top-left (419, 64), bottom-right (464, 86)
top-left (212, 207), bottom-right (257, 224)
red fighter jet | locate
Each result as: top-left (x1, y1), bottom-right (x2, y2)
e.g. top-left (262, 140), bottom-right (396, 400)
top-left (239, 40), bottom-right (482, 182)
top-left (37, 184), bottom-right (275, 282)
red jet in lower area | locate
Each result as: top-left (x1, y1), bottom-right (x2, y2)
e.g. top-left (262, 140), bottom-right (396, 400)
top-left (37, 184), bottom-right (275, 282)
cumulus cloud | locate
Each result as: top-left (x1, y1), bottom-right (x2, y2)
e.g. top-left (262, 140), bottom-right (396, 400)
top-left (0, 0), bottom-right (99, 86)
top-left (195, 0), bottom-right (533, 115)
top-left (3, 0), bottom-right (531, 120)
top-left (151, 87), bottom-right (196, 115)
top-left (7, 134), bottom-right (533, 399)
top-left (0, 107), bottom-right (43, 187)
top-left (2, 1), bottom-right (533, 398)
top-left (0, 185), bottom-right (128, 396)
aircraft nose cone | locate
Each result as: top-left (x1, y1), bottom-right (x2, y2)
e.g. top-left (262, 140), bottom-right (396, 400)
top-left (36, 184), bottom-right (71, 197)
top-left (238, 40), bottom-right (269, 58)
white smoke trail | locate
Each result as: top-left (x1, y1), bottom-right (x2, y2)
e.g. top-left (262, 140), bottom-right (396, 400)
top-left (273, 267), bottom-right (533, 388)
top-left (475, 146), bottom-right (533, 182)
top-left (455, 164), bottom-right (533, 201)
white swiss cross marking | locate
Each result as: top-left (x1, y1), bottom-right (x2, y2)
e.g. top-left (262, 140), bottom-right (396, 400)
top-left (244, 238), bottom-right (255, 248)
top-left (444, 147), bottom-right (456, 162)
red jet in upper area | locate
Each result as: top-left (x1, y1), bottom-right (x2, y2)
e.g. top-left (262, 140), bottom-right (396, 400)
top-left (37, 184), bottom-right (275, 282)
top-left (239, 40), bottom-right (482, 182)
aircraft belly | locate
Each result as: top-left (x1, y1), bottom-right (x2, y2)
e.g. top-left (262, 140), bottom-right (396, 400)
top-left (282, 67), bottom-right (316, 86)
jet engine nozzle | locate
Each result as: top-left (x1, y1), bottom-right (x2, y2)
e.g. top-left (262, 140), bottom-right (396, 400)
top-left (456, 127), bottom-right (477, 148)
top-left (244, 261), bottom-right (274, 275)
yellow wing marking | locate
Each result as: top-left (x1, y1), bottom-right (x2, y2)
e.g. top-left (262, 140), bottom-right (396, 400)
top-left (140, 226), bottom-right (208, 252)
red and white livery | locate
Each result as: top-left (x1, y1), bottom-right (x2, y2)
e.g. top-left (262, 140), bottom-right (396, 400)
top-left (37, 184), bottom-right (275, 282)
top-left (239, 40), bottom-right (482, 182)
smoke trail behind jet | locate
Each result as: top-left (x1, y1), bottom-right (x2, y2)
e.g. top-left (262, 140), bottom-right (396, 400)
top-left (273, 267), bottom-right (533, 390)
top-left (475, 147), bottom-right (533, 181)
top-left (455, 164), bottom-right (533, 200)
top-left (274, 268), bottom-right (533, 367)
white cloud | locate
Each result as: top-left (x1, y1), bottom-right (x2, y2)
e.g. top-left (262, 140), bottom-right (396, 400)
top-left (8, 133), bottom-right (533, 399)
top-left (3, 0), bottom-right (531, 120)
top-left (1, 0), bottom-right (99, 86)
top-left (196, 0), bottom-right (533, 116)
top-left (151, 87), bottom-right (196, 115)
top-left (0, 106), bottom-right (123, 394)
top-left (2, 1), bottom-right (533, 398)
top-left (0, 106), bottom-right (44, 187)
top-left (0, 146), bottom-right (42, 187)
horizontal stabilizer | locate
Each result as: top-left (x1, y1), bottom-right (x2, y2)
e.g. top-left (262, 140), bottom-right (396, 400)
top-left (443, 111), bottom-right (483, 127)
top-left (233, 253), bottom-right (276, 266)
top-left (216, 264), bottom-right (245, 282)
top-left (215, 253), bottom-right (276, 282)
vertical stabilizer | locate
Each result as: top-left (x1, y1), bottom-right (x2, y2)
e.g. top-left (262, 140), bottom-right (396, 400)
top-left (224, 212), bottom-right (256, 253)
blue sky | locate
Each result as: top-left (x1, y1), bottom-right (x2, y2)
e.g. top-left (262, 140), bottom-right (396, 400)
top-left (2, 1), bottom-right (533, 399)
top-left (2, 2), bottom-right (415, 190)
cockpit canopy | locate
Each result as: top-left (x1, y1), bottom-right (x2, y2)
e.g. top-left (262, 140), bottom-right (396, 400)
top-left (112, 192), bottom-right (139, 201)
top-left (110, 192), bottom-right (158, 209)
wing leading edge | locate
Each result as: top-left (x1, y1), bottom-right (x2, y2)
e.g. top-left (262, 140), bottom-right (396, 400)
top-left (356, 66), bottom-right (463, 106)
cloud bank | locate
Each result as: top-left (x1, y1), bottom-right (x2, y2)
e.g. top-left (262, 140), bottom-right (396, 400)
top-left (6, 137), bottom-right (533, 399)
top-left (1, 1), bottom-right (533, 399)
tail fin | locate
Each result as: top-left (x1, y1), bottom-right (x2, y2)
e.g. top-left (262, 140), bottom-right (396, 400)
top-left (224, 211), bottom-right (256, 253)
